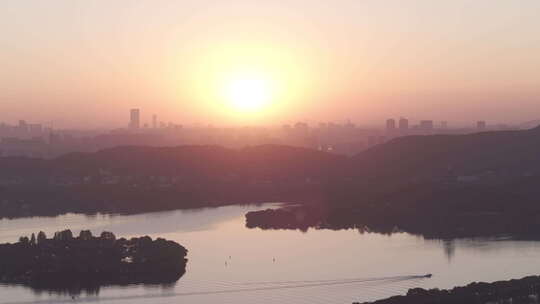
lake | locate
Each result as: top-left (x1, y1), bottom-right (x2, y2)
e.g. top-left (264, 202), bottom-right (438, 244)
top-left (2, 203), bottom-right (540, 304)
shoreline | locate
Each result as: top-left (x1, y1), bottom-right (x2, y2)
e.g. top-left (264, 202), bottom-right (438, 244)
top-left (360, 275), bottom-right (540, 304)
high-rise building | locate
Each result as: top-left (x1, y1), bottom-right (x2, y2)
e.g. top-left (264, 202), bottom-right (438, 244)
top-left (129, 109), bottom-right (140, 130)
top-left (18, 120), bottom-right (28, 132)
top-left (152, 115), bottom-right (157, 129)
top-left (420, 120), bottom-right (434, 131)
top-left (28, 123), bottom-right (43, 133)
top-left (440, 121), bottom-right (448, 129)
top-left (293, 122), bottom-right (309, 137)
top-left (399, 117), bottom-right (409, 131)
top-left (344, 120), bottom-right (355, 129)
top-left (386, 119), bottom-right (396, 131)
top-left (477, 121), bottom-right (486, 130)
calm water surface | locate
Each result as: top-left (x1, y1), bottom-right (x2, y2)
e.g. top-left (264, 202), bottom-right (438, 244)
top-left (2, 204), bottom-right (540, 304)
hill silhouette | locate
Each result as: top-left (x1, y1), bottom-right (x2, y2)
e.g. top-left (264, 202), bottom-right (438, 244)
top-left (54, 144), bottom-right (347, 180)
top-left (0, 145), bottom-right (346, 218)
top-left (3, 128), bottom-right (540, 237)
top-left (354, 126), bottom-right (540, 182)
top-left (245, 127), bottom-right (540, 238)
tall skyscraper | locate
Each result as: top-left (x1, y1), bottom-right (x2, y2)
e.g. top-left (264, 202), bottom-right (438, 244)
top-left (477, 121), bottom-right (486, 130)
top-left (386, 119), bottom-right (396, 131)
top-left (152, 115), bottom-right (157, 129)
top-left (129, 109), bottom-right (140, 130)
top-left (399, 117), bottom-right (409, 131)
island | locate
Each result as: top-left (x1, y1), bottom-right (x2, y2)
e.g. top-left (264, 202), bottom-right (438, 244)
top-left (0, 230), bottom-right (188, 292)
top-left (245, 203), bottom-right (540, 240)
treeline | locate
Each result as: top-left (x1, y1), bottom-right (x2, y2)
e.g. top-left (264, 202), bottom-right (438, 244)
top-left (246, 198), bottom-right (540, 239)
top-left (360, 276), bottom-right (540, 304)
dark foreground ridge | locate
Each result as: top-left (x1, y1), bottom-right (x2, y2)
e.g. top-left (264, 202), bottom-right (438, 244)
top-left (0, 230), bottom-right (188, 294)
top-left (360, 275), bottom-right (540, 304)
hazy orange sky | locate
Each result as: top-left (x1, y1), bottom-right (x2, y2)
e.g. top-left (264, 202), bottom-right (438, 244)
top-left (1, 1), bottom-right (539, 128)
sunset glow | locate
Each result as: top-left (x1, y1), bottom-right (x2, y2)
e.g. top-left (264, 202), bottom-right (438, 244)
top-left (1, 1), bottom-right (540, 127)
top-left (184, 41), bottom-right (313, 123)
top-left (223, 72), bottom-right (273, 113)
top-left (3, 2), bottom-right (540, 304)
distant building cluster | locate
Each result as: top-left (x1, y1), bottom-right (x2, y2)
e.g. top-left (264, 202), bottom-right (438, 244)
top-left (385, 117), bottom-right (493, 134)
top-left (0, 108), bottom-right (523, 158)
top-left (0, 120), bottom-right (53, 158)
top-left (129, 108), bottom-right (181, 131)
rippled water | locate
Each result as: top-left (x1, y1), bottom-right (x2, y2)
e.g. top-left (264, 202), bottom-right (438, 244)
top-left (2, 204), bottom-right (540, 304)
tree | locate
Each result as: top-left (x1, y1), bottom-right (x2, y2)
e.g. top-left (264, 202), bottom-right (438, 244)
top-left (37, 231), bottom-right (47, 244)
top-left (79, 230), bottom-right (93, 240)
top-left (54, 229), bottom-right (73, 241)
top-left (19, 236), bottom-right (29, 245)
top-left (100, 231), bottom-right (116, 241)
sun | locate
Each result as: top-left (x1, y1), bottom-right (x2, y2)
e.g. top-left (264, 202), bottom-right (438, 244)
top-left (184, 42), bottom-right (314, 123)
top-left (224, 74), bottom-right (273, 112)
